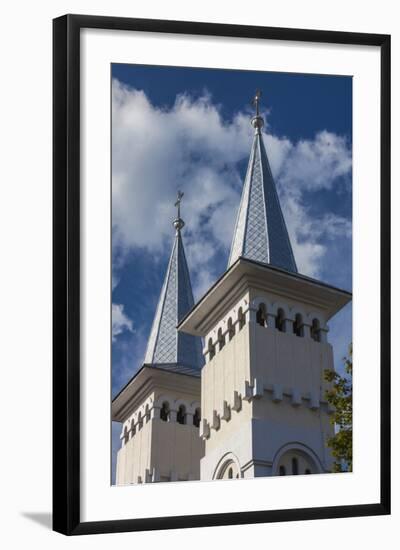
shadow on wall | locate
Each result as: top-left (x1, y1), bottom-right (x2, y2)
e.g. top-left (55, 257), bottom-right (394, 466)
top-left (21, 512), bottom-right (52, 530)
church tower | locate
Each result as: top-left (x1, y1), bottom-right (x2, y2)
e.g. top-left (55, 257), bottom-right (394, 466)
top-left (112, 192), bottom-right (204, 484)
top-left (179, 91), bottom-right (352, 480)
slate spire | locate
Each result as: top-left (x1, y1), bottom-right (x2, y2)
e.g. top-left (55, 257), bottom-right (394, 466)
top-left (227, 90), bottom-right (298, 273)
top-left (143, 192), bottom-right (204, 371)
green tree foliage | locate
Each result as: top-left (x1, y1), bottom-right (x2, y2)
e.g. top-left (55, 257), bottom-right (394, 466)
top-left (324, 345), bottom-right (352, 472)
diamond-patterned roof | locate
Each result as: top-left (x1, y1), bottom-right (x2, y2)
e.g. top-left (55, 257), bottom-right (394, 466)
top-left (143, 229), bottom-right (204, 371)
top-left (228, 124), bottom-right (297, 273)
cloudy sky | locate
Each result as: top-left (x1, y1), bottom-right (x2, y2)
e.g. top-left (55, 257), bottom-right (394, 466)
top-left (111, 64), bottom-right (352, 482)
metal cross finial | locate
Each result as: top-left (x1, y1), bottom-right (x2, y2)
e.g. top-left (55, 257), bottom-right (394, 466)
top-left (250, 89), bottom-right (264, 133)
top-left (173, 190), bottom-right (185, 233)
top-left (174, 190), bottom-right (184, 218)
top-left (252, 89), bottom-right (262, 117)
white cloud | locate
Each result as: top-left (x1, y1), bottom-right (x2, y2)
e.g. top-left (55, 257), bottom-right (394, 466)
top-left (192, 268), bottom-right (218, 302)
top-left (112, 81), bottom-right (250, 256)
top-left (112, 80), bottom-right (352, 287)
top-left (280, 194), bottom-right (352, 278)
top-left (112, 303), bottom-right (134, 342)
top-left (278, 130), bottom-right (352, 195)
top-left (273, 130), bottom-right (352, 278)
top-left (112, 327), bottom-right (149, 395)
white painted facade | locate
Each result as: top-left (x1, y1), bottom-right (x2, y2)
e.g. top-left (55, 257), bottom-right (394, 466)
top-left (113, 367), bottom-right (203, 484)
top-left (113, 259), bottom-right (351, 484)
top-left (179, 259), bottom-right (351, 480)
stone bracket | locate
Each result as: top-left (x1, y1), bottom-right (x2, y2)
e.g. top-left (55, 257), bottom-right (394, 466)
top-left (309, 392), bottom-right (320, 410)
top-left (200, 418), bottom-right (210, 439)
top-left (152, 467), bottom-right (160, 482)
top-left (221, 400), bottom-right (231, 421)
top-left (211, 410), bottom-right (220, 430)
top-left (291, 388), bottom-right (302, 407)
top-left (243, 380), bottom-right (253, 401)
top-left (232, 390), bottom-right (242, 411)
top-left (252, 377), bottom-right (264, 398)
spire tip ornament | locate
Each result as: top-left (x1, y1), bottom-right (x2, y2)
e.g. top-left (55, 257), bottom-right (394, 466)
top-left (173, 190), bottom-right (185, 233)
top-left (251, 88), bottom-right (264, 133)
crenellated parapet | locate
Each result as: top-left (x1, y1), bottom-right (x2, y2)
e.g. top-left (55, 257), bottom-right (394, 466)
top-left (202, 293), bottom-right (329, 365)
top-left (120, 392), bottom-right (202, 447)
top-left (203, 296), bottom-right (249, 363)
top-left (199, 378), bottom-right (334, 442)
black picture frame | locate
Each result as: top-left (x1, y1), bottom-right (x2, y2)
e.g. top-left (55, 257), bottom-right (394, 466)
top-left (53, 14), bottom-right (391, 536)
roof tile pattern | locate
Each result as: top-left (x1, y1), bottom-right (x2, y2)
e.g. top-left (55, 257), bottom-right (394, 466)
top-left (144, 231), bottom-right (204, 371)
top-left (228, 131), bottom-right (297, 273)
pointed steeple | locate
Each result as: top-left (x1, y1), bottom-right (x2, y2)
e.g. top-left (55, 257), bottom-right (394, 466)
top-left (228, 90), bottom-right (297, 273)
top-left (143, 192), bottom-right (204, 371)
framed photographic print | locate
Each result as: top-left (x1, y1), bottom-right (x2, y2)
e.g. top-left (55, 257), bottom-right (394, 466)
top-left (53, 14), bottom-right (390, 535)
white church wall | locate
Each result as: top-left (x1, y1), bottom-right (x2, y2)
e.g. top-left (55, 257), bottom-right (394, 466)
top-left (201, 318), bottom-right (251, 440)
top-left (200, 401), bottom-right (254, 479)
top-left (252, 399), bottom-right (334, 473)
top-left (116, 376), bottom-right (204, 484)
top-left (199, 285), bottom-right (336, 481)
top-left (251, 323), bottom-right (334, 404)
top-left (151, 418), bottom-right (204, 481)
top-left (116, 415), bottom-right (153, 484)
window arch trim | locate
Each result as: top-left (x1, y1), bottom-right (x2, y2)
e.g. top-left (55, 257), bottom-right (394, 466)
top-left (212, 451), bottom-right (242, 480)
top-left (271, 442), bottom-right (324, 476)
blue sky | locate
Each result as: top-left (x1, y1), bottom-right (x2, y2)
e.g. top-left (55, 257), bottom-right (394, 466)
top-left (111, 64), bottom-right (352, 483)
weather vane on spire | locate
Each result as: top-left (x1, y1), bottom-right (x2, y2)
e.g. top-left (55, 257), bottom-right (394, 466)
top-left (250, 88), bottom-right (264, 133)
top-left (173, 190), bottom-right (185, 233)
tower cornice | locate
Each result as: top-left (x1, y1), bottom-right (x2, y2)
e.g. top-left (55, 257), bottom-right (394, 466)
top-left (111, 364), bottom-right (201, 422)
top-left (178, 257), bottom-right (351, 337)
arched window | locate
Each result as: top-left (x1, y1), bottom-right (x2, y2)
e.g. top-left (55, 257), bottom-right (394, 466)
top-left (293, 313), bottom-right (303, 337)
top-left (193, 407), bottom-right (201, 428)
top-left (145, 404), bottom-right (150, 423)
top-left (238, 307), bottom-right (245, 330)
top-left (276, 308), bottom-right (285, 332)
top-left (228, 317), bottom-right (235, 341)
top-left (256, 303), bottom-right (267, 327)
top-left (160, 401), bottom-right (170, 422)
top-left (177, 404), bottom-right (186, 425)
top-left (208, 338), bottom-right (215, 360)
top-left (137, 412), bottom-right (143, 431)
top-left (276, 448), bottom-right (318, 477)
top-left (311, 318), bottom-right (321, 342)
top-left (216, 459), bottom-right (240, 480)
top-left (217, 328), bottom-right (225, 351)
